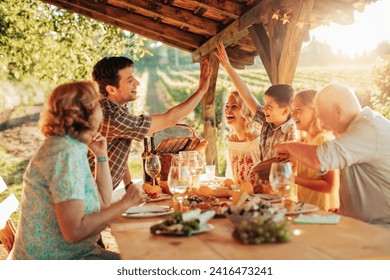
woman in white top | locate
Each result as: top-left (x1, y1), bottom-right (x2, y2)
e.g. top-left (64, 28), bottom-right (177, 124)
top-left (225, 91), bottom-right (261, 185)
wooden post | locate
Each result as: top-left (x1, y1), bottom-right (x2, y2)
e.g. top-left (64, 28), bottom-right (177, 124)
top-left (250, 0), bottom-right (315, 84)
top-left (202, 52), bottom-right (219, 172)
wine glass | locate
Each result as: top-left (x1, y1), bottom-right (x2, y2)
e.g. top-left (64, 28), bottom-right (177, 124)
top-left (195, 152), bottom-right (204, 187)
top-left (269, 162), bottom-right (294, 208)
top-left (167, 165), bottom-right (191, 211)
top-left (145, 154), bottom-right (161, 187)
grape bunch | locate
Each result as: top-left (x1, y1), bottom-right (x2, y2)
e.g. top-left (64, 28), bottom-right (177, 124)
top-left (233, 217), bottom-right (291, 244)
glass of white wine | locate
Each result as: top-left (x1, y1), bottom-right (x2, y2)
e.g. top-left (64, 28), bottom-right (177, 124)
top-left (145, 154), bottom-right (161, 187)
top-left (269, 162), bottom-right (294, 208)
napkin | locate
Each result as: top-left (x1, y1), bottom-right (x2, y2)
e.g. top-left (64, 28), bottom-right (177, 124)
top-left (294, 214), bottom-right (340, 224)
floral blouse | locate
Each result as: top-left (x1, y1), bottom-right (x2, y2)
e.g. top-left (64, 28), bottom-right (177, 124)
top-left (11, 135), bottom-right (101, 259)
top-left (225, 136), bottom-right (261, 185)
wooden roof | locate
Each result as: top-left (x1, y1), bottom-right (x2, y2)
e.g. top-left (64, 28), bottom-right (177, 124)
top-left (41, 0), bottom-right (375, 70)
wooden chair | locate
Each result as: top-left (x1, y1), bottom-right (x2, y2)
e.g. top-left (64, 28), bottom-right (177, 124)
top-left (0, 175), bottom-right (19, 253)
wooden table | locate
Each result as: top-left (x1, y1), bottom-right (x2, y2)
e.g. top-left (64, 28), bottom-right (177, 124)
top-left (110, 199), bottom-right (390, 260)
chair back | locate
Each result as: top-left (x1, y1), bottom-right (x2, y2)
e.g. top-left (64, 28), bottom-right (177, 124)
top-left (0, 175), bottom-right (19, 253)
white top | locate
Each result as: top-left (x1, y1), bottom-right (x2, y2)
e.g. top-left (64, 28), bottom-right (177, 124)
top-left (317, 107), bottom-right (390, 224)
top-left (225, 136), bottom-right (260, 184)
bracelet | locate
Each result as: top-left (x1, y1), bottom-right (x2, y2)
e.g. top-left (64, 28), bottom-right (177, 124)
top-left (125, 182), bottom-right (133, 191)
top-left (96, 156), bottom-right (108, 163)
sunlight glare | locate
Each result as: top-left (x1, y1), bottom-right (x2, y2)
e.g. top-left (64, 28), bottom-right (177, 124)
top-left (310, 0), bottom-right (390, 58)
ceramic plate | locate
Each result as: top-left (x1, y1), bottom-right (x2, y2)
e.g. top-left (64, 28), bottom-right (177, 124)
top-left (155, 223), bottom-right (214, 236)
top-left (122, 206), bottom-right (173, 218)
top-left (286, 203), bottom-right (319, 215)
top-left (147, 193), bottom-right (172, 202)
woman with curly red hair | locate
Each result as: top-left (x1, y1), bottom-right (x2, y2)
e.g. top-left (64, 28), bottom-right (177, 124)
top-left (9, 81), bottom-right (145, 260)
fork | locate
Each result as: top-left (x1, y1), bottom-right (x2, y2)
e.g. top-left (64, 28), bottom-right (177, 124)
top-left (296, 201), bottom-right (305, 211)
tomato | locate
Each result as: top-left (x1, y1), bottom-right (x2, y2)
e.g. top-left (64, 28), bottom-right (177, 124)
top-left (149, 192), bottom-right (159, 199)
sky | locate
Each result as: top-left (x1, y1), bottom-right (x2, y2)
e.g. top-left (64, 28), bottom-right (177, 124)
top-left (309, 0), bottom-right (390, 57)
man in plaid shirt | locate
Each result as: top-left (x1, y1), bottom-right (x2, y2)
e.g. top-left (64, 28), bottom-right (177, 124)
top-left (88, 56), bottom-right (211, 190)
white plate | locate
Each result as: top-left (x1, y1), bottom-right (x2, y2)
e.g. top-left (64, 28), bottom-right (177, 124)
top-left (253, 193), bottom-right (283, 203)
top-left (156, 223), bottom-right (214, 236)
top-left (122, 206), bottom-right (173, 218)
top-left (147, 193), bottom-right (172, 202)
top-left (286, 203), bottom-right (319, 215)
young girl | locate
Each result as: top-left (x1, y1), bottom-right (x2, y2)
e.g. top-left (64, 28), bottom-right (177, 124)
top-left (291, 89), bottom-right (340, 211)
top-left (224, 91), bottom-right (261, 185)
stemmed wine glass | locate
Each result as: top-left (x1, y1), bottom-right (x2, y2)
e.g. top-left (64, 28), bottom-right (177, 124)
top-left (269, 162), bottom-right (294, 208)
top-left (145, 154), bottom-right (161, 187)
top-left (195, 152), bottom-right (204, 187)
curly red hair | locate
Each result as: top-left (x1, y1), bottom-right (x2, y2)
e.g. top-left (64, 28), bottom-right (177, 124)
top-left (39, 81), bottom-right (101, 143)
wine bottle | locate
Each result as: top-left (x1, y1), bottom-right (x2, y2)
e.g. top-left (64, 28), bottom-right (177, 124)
top-left (142, 137), bottom-right (152, 183)
top-left (150, 136), bottom-right (157, 155)
top-left (149, 136), bottom-right (158, 185)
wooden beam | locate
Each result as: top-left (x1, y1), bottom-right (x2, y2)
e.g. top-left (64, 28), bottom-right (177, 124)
top-left (226, 48), bottom-right (256, 66)
top-left (202, 52), bottom-right (219, 169)
top-left (267, 1), bottom-right (286, 85)
top-left (249, 23), bottom-right (273, 83)
top-left (192, 0), bottom-right (296, 62)
top-left (178, 0), bottom-right (245, 19)
top-left (108, 0), bottom-right (219, 36)
top-left (277, 0), bottom-right (315, 83)
top-left (41, 0), bottom-right (204, 50)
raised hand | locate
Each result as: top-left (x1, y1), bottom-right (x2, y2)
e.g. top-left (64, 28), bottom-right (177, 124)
top-left (214, 40), bottom-right (232, 70)
top-left (88, 132), bottom-right (107, 157)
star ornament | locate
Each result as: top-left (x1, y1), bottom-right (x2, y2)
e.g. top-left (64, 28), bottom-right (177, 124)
top-left (272, 10), bottom-right (280, 20)
top-left (296, 21), bottom-right (305, 29)
top-left (281, 13), bottom-right (290, 24)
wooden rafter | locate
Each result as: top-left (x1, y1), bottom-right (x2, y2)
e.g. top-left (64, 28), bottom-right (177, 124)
top-left (176, 0), bottom-right (244, 19)
top-left (192, 0), bottom-right (298, 62)
top-left (42, 0), bottom-right (205, 50)
top-left (108, 0), bottom-right (220, 36)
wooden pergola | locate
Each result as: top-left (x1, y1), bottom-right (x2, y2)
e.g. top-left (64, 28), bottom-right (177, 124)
top-left (40, 0), bottom-right (375, 165)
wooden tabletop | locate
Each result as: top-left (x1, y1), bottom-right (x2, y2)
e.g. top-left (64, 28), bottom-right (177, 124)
top-left (110, 199), bottom-right (390, 260)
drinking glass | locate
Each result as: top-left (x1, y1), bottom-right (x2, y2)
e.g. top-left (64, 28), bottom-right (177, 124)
top-left (269, 162), bottom-right (294, 208)
top-left (167, 165), bottom-right (191, 210)
top-left (145, 154), bottom-right (161, 187)
top-left (179, 151), bottom-right (199, 189)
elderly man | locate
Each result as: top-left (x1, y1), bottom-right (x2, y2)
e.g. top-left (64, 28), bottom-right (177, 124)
top-left (276, 83), bottom-right (390, 226)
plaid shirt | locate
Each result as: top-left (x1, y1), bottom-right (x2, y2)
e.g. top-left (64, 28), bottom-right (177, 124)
top-left (88, 98), bottom-right (151, 188)
top-left (253, 105), bottom-right (297, 162)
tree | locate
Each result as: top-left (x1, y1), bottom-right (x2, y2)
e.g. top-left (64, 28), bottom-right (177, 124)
top-left (372, 55), bottom-right (390, 118)
top-left (0, 0), bottom-right (147, 83)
